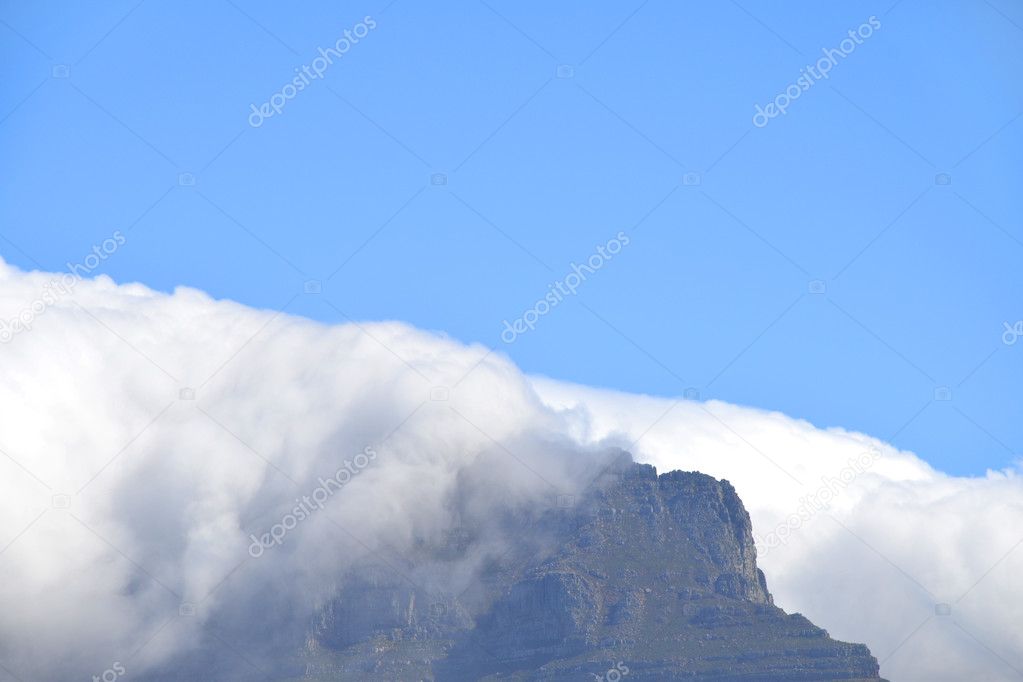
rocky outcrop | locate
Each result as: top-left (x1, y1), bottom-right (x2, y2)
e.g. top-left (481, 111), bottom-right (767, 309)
top-left (305, 455), bottom-right (887, 681)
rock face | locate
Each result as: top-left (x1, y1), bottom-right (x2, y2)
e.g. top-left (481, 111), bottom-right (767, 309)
top-left (303, 456), bottom-right (887, 681)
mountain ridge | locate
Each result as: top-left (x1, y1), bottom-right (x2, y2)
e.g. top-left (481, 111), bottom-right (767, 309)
top-left (301, 454), bottom-right (887, 681)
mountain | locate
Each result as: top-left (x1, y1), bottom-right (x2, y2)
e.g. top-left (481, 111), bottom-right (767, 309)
top-left (299, 454), bottom-right (887, 681)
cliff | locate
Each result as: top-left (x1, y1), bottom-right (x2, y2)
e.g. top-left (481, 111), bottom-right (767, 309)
top-left (304, 456), bottom-right (886, 681)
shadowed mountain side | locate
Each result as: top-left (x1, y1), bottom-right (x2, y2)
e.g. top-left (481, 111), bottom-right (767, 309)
top-left (304, 455), bottom-right (886, 681)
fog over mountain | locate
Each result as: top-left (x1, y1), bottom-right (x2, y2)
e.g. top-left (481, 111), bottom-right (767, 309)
top-left (0, 260), bottom-right (1019, 681)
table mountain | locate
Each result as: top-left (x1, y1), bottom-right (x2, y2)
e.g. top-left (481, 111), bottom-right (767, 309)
top-left (303, 454), bottom-right (887, 681)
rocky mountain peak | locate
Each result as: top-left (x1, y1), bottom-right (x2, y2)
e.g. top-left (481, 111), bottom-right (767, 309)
top-left (300, 456), bottom-right (886, 681)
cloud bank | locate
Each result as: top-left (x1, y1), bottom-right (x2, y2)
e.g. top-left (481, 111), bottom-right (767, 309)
top-left (0, 260), bottom-right (1019, 681)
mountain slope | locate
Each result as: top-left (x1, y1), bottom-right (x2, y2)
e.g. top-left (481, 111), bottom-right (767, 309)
top-left (306, 455), bottom-right (886, 681)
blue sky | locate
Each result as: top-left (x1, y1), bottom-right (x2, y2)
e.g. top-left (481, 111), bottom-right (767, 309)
top-left (1, 0), bottom-right (1020, 475)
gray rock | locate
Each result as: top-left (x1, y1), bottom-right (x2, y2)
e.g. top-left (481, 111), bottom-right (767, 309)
top-left (305, 455), bottom-right (887, 681)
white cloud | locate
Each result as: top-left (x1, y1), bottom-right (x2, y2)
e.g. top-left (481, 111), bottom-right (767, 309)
top-left (0, 259), bottom-right (1019, 681)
